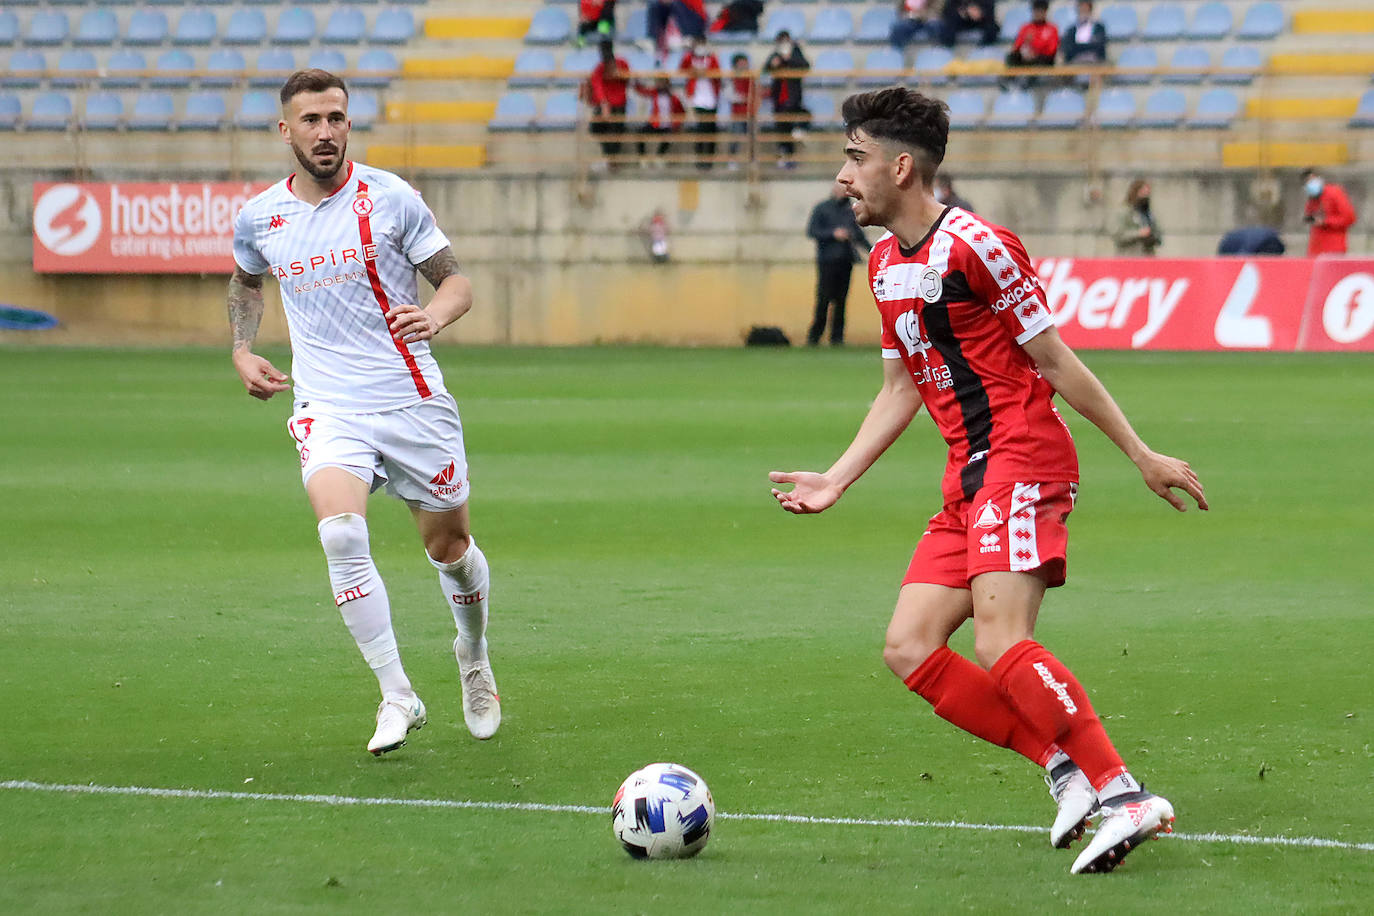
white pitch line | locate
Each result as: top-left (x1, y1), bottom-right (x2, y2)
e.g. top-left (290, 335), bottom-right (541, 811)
top-left (3, 779), bottom-right (1371, 854)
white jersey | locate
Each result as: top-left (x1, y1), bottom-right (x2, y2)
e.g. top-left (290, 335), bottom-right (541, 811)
top-left (233, 161), bottom-right (452, 412)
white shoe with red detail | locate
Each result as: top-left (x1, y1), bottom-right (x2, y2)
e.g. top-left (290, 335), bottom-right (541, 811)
top-left (1070, 791), bottom-right (1175, 874)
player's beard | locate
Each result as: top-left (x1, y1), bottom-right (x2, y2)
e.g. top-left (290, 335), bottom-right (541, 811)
top-left (291, 137), bottom-right (347, 181)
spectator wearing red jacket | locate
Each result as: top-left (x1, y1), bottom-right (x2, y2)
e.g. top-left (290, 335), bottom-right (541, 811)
top-left (636, 76), bottom-right (687, 160)
top-left (649, 0), bottom-right (708, 62)
top-left (724, 52), bottom-right (758, 166)
top-left (584, 40), bottom-right (630, 162)
top-left (680, 36), bottom-right (722, 170)
top-left (1303, 168), bottom-right (1357, 255)
top-left (1007, 0), bottom-right (1060, 67)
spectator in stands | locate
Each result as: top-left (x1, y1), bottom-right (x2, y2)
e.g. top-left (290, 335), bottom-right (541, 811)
top-left (680, 36), bottom-right (722, 170)
top-left (764, 30), bottom-right (810, 167)
top-left (1006, 1), bottom-right (1058, 71)
top-left (577, 1), bottom-right (616, 47)
top-left (934, 174), bottom-right (975, 212)
top-left (890, 0), bottom-right (936, 52)
top-left (1302, 168), bottom-right (1357, 256)
top-left (1061, 0), bottom-right (1108, 64)
top-left (649, 0), bottom-right (708, 62)
top-left (635, 75), bottom-right (687, 163)
top-left (1113, 178), bottom-right (1162, 255)
top-left (1217, 225), bottom-right (1285, 255)
top-left (806, 182), bottom-right (872, 346)
top-left (711, 0), bottom-right (765, 36)
top-left (724, 51), bottom-right (759, 168)
top-left (585, 40), bottom-right (631, 167)
top-left (938, 1), bottom-right (1000, 48)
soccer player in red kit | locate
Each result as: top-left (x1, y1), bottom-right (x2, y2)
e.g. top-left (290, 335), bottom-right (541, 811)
top-left (769, 87), bottom-right (1207, 875)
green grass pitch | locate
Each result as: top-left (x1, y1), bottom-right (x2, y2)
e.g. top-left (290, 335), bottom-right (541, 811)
top-left (1, 346), bottom-right (1371, 913)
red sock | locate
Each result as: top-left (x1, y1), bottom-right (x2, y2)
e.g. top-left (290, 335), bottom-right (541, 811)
top-left (989, 640), bottom-right (1128, 791)
top-left (904, 647), bottom-right (1056, 767)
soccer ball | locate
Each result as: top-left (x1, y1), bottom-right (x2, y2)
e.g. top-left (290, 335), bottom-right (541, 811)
top-left (611, 762), bottom-right (715, 859)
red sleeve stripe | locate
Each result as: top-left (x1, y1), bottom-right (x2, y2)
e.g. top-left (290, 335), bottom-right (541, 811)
top-left (355, 179), bottom-right (432, 400)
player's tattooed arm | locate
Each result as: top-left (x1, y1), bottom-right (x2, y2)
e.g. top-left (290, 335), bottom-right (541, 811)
top-left (227, 265), bottom-right (266, 352)
top-left (388, 247), bottom-right (472, 343)
top-left (416, 246), bottom-right (463, 292)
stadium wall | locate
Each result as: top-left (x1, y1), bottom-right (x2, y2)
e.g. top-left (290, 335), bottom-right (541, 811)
top-left (3, 172), bottom-right (1368, 347)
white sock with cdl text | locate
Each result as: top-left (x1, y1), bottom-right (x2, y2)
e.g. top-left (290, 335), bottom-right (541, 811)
top-left (429, 538), bottom-right (490, 657)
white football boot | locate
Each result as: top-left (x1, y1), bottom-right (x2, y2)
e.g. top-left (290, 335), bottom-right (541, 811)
top-left (455, 637), bottom-right (501, 740)
top-left (1071, 790), bottom-right (1175, 874)
top-left (367, 694), bottom-right (426, 755)
top-left (1046, 767), bottom-right (1099, 849)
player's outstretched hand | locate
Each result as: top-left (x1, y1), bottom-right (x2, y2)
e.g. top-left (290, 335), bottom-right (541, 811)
top-left (386, 304), bottom-right (439, 344)
top-left (769, 470), bottom-right (843, 515)
top-left (1136, 450), bottom-right (1208, 512)
top-left (232, 349), bottom-right (290, 401)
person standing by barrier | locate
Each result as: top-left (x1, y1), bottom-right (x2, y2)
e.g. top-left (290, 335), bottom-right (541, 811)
top-left (764, 30), bottom-right (810, 167)
top-left (1113, 179), bottom-right (1161, 256)
top-left (585, 40), bottom-right (631, 168)
top-left (1302, 168), bottom-right (1356, 256)
top-left (806, 182), bottom-right (872, 346)
top-left (680, 36), bottom-right (722, 171)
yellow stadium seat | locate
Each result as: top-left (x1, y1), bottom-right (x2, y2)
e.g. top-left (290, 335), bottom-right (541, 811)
top-left (1221, 142), bottom-right (1348, 169)
top-left (363, 144), bottom-right (487, 170)
top-left (424, 17), bottom-right (531, 40)
top-left (1245, 97), bottom-right (1359, 120)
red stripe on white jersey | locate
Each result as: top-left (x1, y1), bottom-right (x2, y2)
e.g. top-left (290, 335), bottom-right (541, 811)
top-left (355, 179), bottom-right (431, 400)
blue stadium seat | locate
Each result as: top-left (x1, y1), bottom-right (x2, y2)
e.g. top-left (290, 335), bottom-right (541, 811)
top-left (808, 91), bottom-right (840, 129)
top-left (84, 93), bottom-right (123, 130)
top-left (621, 6), bottom-right (648, 42)
top-left (1138, 87), bottom-right (1185, 128)
top-left (1141, 4), bottom-right (1186, 41)
top-left (0, 93), bottom-right (21, 130)
top-left (808, 8), bottom-right (853, 44)
top-left (307, 49), bottom-right (346, 74)
top-left (1351, 89), bottom-right (1374, 128)
top-left (1112, 44), bottom-right (1157, 85)
top-left (807, 49), bottom-right (853, 88)
top-left (174, 8), bottom-right (218, 46)
top-left (1216, 45), bottom-right (1261, 85)
top-left (511, 49), bottom-right (554, 88)
top-left (858, 48), bottom-right (904, 88)
top-left (986, 90), bottom-right (1035, 129)
top-left (103, 50), bottom-right (147, 89)
top-left (224, 9), bottom-right (268, 45)
top-left (1187, 87), bottom-right (1239, 128)
top-left (526, 7), bottom-right (572, 45)
top-left (912, 47), bottom-right (953, 86)
top-left (349, 91), bottom-right (379, 130)
top-left (0, 12), bottom-right (17, 46)
top-left (126, 9), bottom-right (170, 46)
top-left (4, 50), bottom-right (45, 88)
top-left (1163, 46), bottom-right (1209, 85)
top-left (1100, 6), bottom-right (1139, 42)
top-left (999, 5), bottom-right (1030, 43)
top-left (490, 91), bottom-right (537, 130)
top-left (74, 8), bottom-right (118, 46)
top-left (354, 48), bottom-right (400, 88)
top-left (557, 47), bottom-right (599, 87)
top-left (1038, 88), bottom-right (1086, 128)
top-left (371, 8), bottom-right (416, 44)
top-left (151, 49), bottom-right (195, 88)
top-left (236, 90), bottom-right (279, 128)
top-left (251, 49), bottom-right (296, 88)
top-left (203, 49), bottom-right (247, 88)
top-left (128, 91), bottom-right (174, 130)
top-left (622, 48), bottom-right (654, 76)
top-left (1051, 5), bottom-right (1075, 34)
top-left (53, 50), bottom-right (97, 88)
top-left (26, 11), bottom-right (70, 46)
top-left (761, 9), bottom-right (807, 41)
top-left (182, 90), bottom-right (227, 129)
top-left (28, 92), bottom-right (73, 130)
top-left (1237, 2), bottom-right (1284, 40)
top-left (1094, 87), bottom-right (1136, 127)
top-left (323, 8), bottom-right (367, 44)
top-left (945, 90), bottom-right (985, 130)
top-left (274, 7), bottom-right (316, 45)
top-left (537, 91), bottom-right (579, 131)
top-left (855, 6), bottom-right (897, 44)
top-left (1188, 2), bottom-right (1232, 40)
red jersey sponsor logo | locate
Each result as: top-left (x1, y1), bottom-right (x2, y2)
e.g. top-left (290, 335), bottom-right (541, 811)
top-left (991, 274), bottom-right (1039, 313)
top-left (271, 244), bottom-right (378, 280)
top-left (429, 460), bottom-right (465, 498)
top-left (450, 592), bottom-right (485, 606)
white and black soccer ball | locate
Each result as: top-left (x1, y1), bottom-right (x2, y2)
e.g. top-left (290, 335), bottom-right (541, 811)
top-left (611, 762), bottom-right (715, 860)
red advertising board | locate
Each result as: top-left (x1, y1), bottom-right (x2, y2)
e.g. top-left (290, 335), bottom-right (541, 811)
top-left (1296, 259), bottom-right (1374, 352)
top-left (33, 181), bottom-right (269, 274)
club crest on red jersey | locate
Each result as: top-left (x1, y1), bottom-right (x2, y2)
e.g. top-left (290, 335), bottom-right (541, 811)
top-left (973, 499), bottom-right (1004, 529)
top-left (919, 265), bottom-right (943, 303)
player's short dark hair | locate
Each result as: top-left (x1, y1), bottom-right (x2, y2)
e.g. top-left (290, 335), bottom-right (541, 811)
top-left (842, 87), bottom-right (949, 183)
top-left (1301, 166), bottom-right (1320, 180)
top-left (1032, 0), bottom-right (1050, 11)
top-left (280, 69), bottom-right (349, 107)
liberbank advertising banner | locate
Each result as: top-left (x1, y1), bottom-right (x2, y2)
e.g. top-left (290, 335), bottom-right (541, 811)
top-left (32, 181), bottom-right (269, 274)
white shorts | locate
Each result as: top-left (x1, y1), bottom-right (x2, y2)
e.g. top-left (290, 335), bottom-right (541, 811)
top-left (287, 393), bottom-right (470, 513)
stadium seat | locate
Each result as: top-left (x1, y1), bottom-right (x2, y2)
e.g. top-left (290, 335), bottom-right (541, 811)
top-left (954, 46), bottom-right (1004, 88)
top-left (1050, 5), bottom-right (1075, 34)
top-left (1188, 2), bottom-right (1233, 40)
top-left (236, 90), bottom-right (279, 128)
top-left (999, 5), bottom-right (1030, 43)
top-left (808, 8), bottom-right (854, 44)
top-left (1112, 44), bottom-right (1157, 85)
top-left (945, 90), bottom-right (985, 130)
top-left (1163, 46), bottom-right (1209, 85)
top-left (0, 93), bottom-right (20, 130)
top-left (1038, 88), bottom-right (1086, 128)
top-left (858, 48), bottom-right (904, 88)
top-left (274, 7), bottom-right (316, 45)
top-left (1216, 45), bottom-right (1262, 85)
top-left (371, 8), bottom-right (416, 44)
top-left (251, 49), bottom-right (296, 88)
top-left (28, 92), bottom-right (73, 130)
top-left (0, 12), bottom-right (17, 46)
top-left (174, 9), bottom-right (218, 46)
top-left (307, 49), bottom-right (347, 74)
top-left (26, 11), bottom-right (70, 46)
top-left (1094, 87), bottom-right (1136, 127)
top-left (489, 91), bottom-right (537, 130)
top-left (1187, 87), bottom-right (1240, 128)
top-left (1351, 89), bottom-right (1374, 128)
top-left (84, 93), bottom-right (123, 130)
top-left (73, 9), bottom-right (119, 46)
top-left (557, 47), bottom-right (599, 87)
top-left (761, 9), bottom-right (807, 41)
top-left (1236, 2), bottom-right (1284, 40)
top-left (4, 50), bottom-right (45, 88)
top-left (807, 91), bottom-right (840, 129)
top-left (128, 92), bottom-right (174, 130)
top-left (203, 49), bottom-right (247, 88)
top-left (349, 91), bottom-right (379, 130)
top-left (323, 8), bottom-right (367, 44)
top-left (622, 48), bottom-right (654, 75)
top-left (181, 90), bottom-right (227, 129)
top-left (855, 6), bottom-right (898, 44)
top-left (986, 90), bottom-right (1035, 129)
top-left (621, 6), bottom-right (648, 42)
top-left (1141, 4), bottom-right (1186, 41)
top-left (538, 91), bottom-right (580, 130)
top-left (525, 7), bottom-right (572, 45)
top-left (224, 9), bottom-right (268, 45)
top-left (1138, 87), bottom-right (1186, 127)
top-left (103, 50), bottom-right (147, 89)
top-left (53, 50), bottom-right (97, 89)
top-left (1100, 6), bottom-right (1139, 42)
top-left (807, 49), bottom-right (853, 88)
top-left (912, 47), bottom-right (954, 85)
top-left (151, 49), bottom-right (195, 88)
top-left (354, 48), bottom-right (400, 88)
top-left (126, 9), bottom-right (170, 46)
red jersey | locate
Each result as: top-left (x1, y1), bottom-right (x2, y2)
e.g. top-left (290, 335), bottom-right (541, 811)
top-left (870, 207), bottom-right (1078, 503)
top-left (1304, 184), bottom-right (1356, 255)
top-left (586, 58), bottom-right (630, 108)
top-left (1013, 21), bottom-right (1060, 59)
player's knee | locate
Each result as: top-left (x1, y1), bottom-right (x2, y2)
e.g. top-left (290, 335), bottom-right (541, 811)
top-left (318, 512), bottom-right (369, 558)
top-left (426, 531), bottom-right (472, 567)
top-left (973, 632), bottom-right (1018, 671)
top-left (882, 636), bottom-right (940, 680)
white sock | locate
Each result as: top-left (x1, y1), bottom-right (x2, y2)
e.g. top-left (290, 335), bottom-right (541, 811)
top-left (1045, 749), bottom-right (1074, 777)
top-left (1096, 771), bottom-right (1144, 803)
top-left (319, 513), bottom-right (412, 700)
top-left (429, 538), bottom-right (489, 657)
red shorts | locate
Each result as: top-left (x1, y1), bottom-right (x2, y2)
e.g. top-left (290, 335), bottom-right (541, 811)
top-left (904, 482), bottom-right (1078, 590)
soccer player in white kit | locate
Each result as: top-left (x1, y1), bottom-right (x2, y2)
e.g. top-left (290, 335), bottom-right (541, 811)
top-left (227, 70), bottom-right (500, 753)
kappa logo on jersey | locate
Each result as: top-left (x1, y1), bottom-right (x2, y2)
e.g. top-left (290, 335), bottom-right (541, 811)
top-left (973, 500), bottom-right (1004, 529)
top-left (992, 275), bottom-right (1040, 314)
top-left (918, 266), bottom-right (943, 304)
top-left (268, 214), bottom-right (289, 231)
top-left (894, 309), bottom-right (933, 358)
top-left (429, 460), bottom-right (465, 498)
